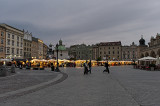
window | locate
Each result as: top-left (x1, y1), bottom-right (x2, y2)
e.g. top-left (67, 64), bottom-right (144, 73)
top-left (17, 48), bottom-right (19, 54)
top-left (0, 47), bottom-right (3, 52)
top-left (21, 43), bottom-right (23, 47)
top-left (117, 51), bottom-right (119, 54)
top-left (100, 52), bottom-right (102, 54)
top-left (21, 38), bottom-right (23, 42)
top-left (1, 32), bottom-right (4, 36)
top-left (12, 48), bottom-right (14, 54)
top-left (17, 36), bottom-right (19, 41)
top-left (7, 47), bottom-right (10, 53)
top-left (108, 51), bottom-right (110, 54)
top-left (20, 49), bottom-right (22, 55)
top-left (1, 39), bottom-right (3, 44)
top-left (8, 33), bottom-right (10, 38)
top-left (17, 42), bottom-right (19, 47)
top-left (123, 54), bottom-right (125, 59)
top-left (118, 47), bottom-right (119, 49)
top-left (7, 39), bottom-right (10, 45)
top-left (113, 47), bottom-right (114, 49)
top-left (12, 40), bottom-right (14, 46)
top-left (104, 51), bottom-right (106, 54)
top-left (109, 47), bottom-right (110, 49)
top-left (24, 47), bottom-right (26, 51)
top-left (25, 43), bottom-right (26, 46)
top-left (113, 51), bottom-right (114, 54)
top-left (12, 35), bottom-right (14, 39)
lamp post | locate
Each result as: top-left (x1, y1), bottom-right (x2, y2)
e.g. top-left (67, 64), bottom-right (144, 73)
top-left (55, 43), bottom-right (60, 72)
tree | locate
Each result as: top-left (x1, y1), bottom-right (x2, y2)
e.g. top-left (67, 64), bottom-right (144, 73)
top-left (96, 57), bottom-right (102, 61)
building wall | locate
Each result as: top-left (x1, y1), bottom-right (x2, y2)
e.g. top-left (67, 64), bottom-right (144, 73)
top-left (74, 44), bottom-right (92, 60)
top-left (43, 44), bottom-right (48, 59)
top-left (23, 40), bottom-right (32, 59)
top-left (23, 31), bottom-right (32, 59)
top-left (54, 50), bottom-right (69, 59)
top-left (122, 43), bottom-right (138, 61)
top-left (0, 26), bottom-right (6, 58)
top-left (97, 41), bottom-right (122, 60)
top-left (137, 34), bottom-right (160, 59)
top-left (31, 37), bottom-right (38, 59)
top-left (1, 24), bottom-right (24, 59)
top-left (38, 39), bottom-right (43, 59)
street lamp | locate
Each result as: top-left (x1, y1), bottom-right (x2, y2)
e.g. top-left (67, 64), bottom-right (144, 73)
top-left (55, 43), bottom-right (60, 72)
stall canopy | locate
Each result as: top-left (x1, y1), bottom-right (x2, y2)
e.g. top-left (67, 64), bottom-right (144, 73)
top-left (138, 56), bottom-right (156, 61)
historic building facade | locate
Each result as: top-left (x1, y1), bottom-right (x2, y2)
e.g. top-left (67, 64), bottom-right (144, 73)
top-left (139, 33), bottom-right (160, 58)
top-left (0, 25), bottom-right (6, 59)
top-left (122, 42), bottom-right (138, 61)
top-left (31, 37), bottom-right (39, 59)
top-left (23, 31), bottom-right (32, 59)
top-left (0, 24), bottom-right (24, 59)
top-left (54, 39), bottom-right (69, 59)
top-left (38, 39), bottom-right (43, 59)
top-left (95, 41), bottom-right (122, 60)
top-left (43, 43), bottom-right (48, 59)
top-left (69, 44), bottom-right (92, 60)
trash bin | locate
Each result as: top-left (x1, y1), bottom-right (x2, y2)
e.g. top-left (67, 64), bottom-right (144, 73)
top-left (0, 65), bottom-right (7, 77)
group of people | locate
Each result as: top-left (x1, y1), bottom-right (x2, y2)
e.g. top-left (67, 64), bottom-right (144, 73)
top-left (83, 60), bottom-right (92, 75)
top-left (83, 60), bottom-right (110, 75)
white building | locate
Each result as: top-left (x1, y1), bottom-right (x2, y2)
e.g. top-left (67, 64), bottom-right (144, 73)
top-left (0, 24), bottom-right (24, 59)
top-left (54, 39), bottom-right (69, 59)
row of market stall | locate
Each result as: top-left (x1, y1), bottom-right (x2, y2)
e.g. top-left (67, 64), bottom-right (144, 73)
top-left (0, 59), bottom-right (134, 68)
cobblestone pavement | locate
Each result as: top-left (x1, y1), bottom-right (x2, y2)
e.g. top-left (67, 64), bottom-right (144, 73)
top-left (0, 66), bottom-right (160, 106)
top-left (0, 68), bottom-right (59, 94)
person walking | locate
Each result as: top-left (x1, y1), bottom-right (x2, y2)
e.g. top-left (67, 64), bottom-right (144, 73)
top-left (83, 61), bottom-right (88, 75)
top-left (103, 62), bottom-right (110, 73)
top-left (88, 60), bottom-right (92, 74)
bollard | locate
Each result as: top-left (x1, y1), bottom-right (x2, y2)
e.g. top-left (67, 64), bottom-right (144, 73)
top-left (11, 64), bottom-right (16, 73)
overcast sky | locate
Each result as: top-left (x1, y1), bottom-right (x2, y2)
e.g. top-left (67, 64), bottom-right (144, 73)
top-left (1, 0), bottom-right (160, 47)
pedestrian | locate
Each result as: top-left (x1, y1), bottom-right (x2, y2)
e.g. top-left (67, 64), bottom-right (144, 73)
top-left (83, 61), bottom-right (88, 75)
top-left (103, 61), bottom-right (110, 73)
top-left (88, 60), bottom-right (91, 74)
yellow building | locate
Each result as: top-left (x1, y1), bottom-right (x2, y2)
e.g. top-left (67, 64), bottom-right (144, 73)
top-left (0, 25), bottom-right (6, 59)
top-left (38, 39), bottom-right (43, 59)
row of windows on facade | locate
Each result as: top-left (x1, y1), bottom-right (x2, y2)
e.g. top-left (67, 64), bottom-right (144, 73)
top-left (123, 51), bottom-right (136, 54)
top-left (100, 51), bottom-right (120, 55)
top-left (24, 47), bottom-right (31, 51)
top-left (7, 33), bottom-right (23, 42)
top-left (99, 56), bottom-right (120, 59)
top-left (24, 52), bottom-right (31, 57)
top-left (24, 43), bottom-right (31, 47)
top-left (99, 47), bottom-right (119, 50)
top-left (76, 51), bottom-right (92, 54)
top-left (123, 54), bottom-right (136, 59)
top-left (0, 39), bottom-right (23, 47)
top-left (0, 47), bottom-right (23, 55)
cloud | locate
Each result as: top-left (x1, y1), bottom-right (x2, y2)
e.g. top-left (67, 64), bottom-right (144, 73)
top-left (1, 0), bottom-right (160, 46)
